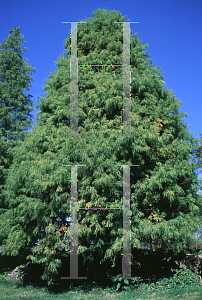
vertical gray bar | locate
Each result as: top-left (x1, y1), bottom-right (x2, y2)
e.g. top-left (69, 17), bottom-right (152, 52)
top-left (69, 165), bottom-right (78, 278)
top-left (70, 23), bottom-right (79, 136)
top-left (114, 22), bottom-right (138, 137)
top-left (123, 23), bottom-right (131, 135)
top-left (114, 164), bottom-right (139, 279)
top-left (122, 165), bottom-right (131, 278)
top-left (61, 164), bottom-right (87, 279)
top-left (61, 22), bottom-right (86, 138)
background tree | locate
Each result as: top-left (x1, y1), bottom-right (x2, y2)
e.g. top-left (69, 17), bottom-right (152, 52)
top-left (1, 9), bottom-right (202, 286)
top-left (0, 26), bottom-right (36, 248)
top-left (196, 132), bottom-right (202, 169)
top-left (0, 26), bottom-right (36, 145)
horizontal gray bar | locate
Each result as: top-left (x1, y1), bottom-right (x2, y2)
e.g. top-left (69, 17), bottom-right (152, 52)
top-left (62, 165), bottom-right (87, 166)
top-left (62, 22), bottom-right (86, 23)
top-left (78, 207), bottom-right (123, 210)
top-left (78, 64), bottom-right (123, 66)
top-left (114, 22), bottom-right (139, 23)
top-left (62, 22), bottom-right (139, 23)
top-left (61, 277), bottom-right (87, 279)
top-left (61, 134), bottom-right (87, 137)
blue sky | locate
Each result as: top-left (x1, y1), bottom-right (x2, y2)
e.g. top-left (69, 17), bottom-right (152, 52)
top-left (1, 0), bottom-right (202, 245)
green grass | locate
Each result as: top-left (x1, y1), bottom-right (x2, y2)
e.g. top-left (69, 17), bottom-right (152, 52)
top-left (1, 271), bottom-right (202, 300)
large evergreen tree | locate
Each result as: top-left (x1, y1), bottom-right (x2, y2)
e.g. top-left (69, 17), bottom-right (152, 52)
top-left (1, 9), bottom-right (202, 286)
top-left (0, 26), bottom-right (35, 145)
top-left (0, 26), bottom-right (35, 243)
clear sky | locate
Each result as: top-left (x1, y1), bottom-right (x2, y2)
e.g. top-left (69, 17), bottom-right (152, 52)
top-left (1, 0), bottom-right (202, 243)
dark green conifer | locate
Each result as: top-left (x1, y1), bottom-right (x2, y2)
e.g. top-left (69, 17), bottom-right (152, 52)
top-left (0, 26), bottom-right (35, 223)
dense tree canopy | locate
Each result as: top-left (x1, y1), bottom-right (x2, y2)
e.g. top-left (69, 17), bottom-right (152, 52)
top-left (0, 9), bottom-right (202, 286)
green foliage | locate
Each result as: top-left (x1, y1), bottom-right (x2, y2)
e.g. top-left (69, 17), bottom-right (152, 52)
top-left (196, 131), bottom-right (202, 168)
top-left (107, 273), bottom-right (143, 292)
top-left (105, 266), bottom-right (201, 292)
top-left (0, 26), bottom-right (36, 145)
top-left (148, 266), bottom-right (201, 290)
top-left (170, 266), bottom-right (201, 286)
top-left (0, 26), bottom-right (36, 246)
top-left (26, 224), bottom-right (64, 286)
top-left (1, 8), bottom-right (202, 287)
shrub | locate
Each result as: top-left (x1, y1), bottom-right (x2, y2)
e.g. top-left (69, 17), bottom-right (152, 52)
top-left (107, 273), bottom-right (143, 292)
top-left (150, 266), bottom-right (201, 290)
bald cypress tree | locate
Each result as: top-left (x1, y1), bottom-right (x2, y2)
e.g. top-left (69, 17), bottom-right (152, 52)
top-left (1, 9), bottom-right (202, 286)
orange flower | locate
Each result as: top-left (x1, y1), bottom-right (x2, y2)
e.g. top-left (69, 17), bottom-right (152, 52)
top-left (60, 226), bottom-right (66, 232)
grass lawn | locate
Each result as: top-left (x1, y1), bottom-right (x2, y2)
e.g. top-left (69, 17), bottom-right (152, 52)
top-left (1, 271), bottom-right (202, 300)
